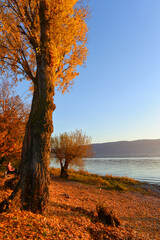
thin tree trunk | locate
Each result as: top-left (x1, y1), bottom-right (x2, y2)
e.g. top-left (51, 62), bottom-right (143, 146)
top-left (60, 161), bottom-right (64, 177)
top-left (61, 161), bottom-right (69, 178)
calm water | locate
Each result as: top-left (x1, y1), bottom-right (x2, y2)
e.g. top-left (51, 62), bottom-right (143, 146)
top-left (50, 157), bottom-right (160, 185)
top-left (83, 157), bottom-right (160, 185)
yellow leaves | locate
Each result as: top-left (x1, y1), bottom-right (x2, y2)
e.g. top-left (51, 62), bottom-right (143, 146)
top-left (36, 47), bottom-right (41, 54)
top-left (1, 0), bottom-right (89, 94)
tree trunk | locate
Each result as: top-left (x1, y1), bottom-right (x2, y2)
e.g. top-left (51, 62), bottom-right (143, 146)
top-left (19, 74), bottom-right (55, 212)
top-left (60, 161), bottom-right (69, 178)
top-left (18, 0), bottom-right (56, 213)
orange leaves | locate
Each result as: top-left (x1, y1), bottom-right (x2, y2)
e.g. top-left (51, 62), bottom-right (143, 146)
top-left (0, 0), bottom-right (38, 81)
top-left (0, 80), bottom-right (29, 164)
top-left (0, 0), bottom-right (89, 93)
top-left (0, 175), bottom-right (160, 239)
top-left (0, 211), bottom-right (48, 240)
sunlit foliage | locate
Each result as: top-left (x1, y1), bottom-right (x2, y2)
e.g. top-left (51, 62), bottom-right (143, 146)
top-left (0, 80), bottom-right (29, 165)
top-left (51, 129), bottom-right (93, 178)
top-left (0, 0), bottom-right (88, 92)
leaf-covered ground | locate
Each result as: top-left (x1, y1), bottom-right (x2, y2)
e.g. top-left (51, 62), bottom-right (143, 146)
top-left (0, 175), bottom-right (159, 239)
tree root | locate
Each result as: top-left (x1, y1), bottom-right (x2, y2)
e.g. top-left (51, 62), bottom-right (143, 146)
top-left (0, 179), bottom-right (20, 213)
top-left (4, 176), bottom-right (19, 190)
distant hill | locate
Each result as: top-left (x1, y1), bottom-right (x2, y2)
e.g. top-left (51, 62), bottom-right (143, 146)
top-left (92, 139), bottom-right (160, 157)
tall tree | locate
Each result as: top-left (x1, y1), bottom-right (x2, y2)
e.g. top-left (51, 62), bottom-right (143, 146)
top-left (51, 129), bottom-right (93, 178)
top-left (0, 0), bottom-right (89, 213)
top-left (0, 80), bottom-right (29, 165)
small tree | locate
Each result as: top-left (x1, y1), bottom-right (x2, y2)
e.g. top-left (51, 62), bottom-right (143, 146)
top-left (51, 129), bottom-right (93, 178)
top-left (0, 80), bottom-right (29, 165)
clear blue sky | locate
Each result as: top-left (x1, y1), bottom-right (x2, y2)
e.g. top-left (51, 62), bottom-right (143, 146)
top-left (16, 0), bottom-right (160, 143)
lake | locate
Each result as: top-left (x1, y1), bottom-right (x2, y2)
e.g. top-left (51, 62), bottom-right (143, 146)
top-left (50, 157), bottom-right (160, 185)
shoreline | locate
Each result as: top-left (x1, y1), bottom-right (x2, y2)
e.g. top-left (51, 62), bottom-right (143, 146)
top-left (139, 182), bottom-right (160, 197)
top-left (50, 163), bottom-right (160, 187)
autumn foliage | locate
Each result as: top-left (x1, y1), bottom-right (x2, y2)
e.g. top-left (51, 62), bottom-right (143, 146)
top-left (0, 80), bottom-right (29, 165)
top-left (51, 129), bottom-right (93, 178)
top-left (0, 0), bottom-right (88, 91)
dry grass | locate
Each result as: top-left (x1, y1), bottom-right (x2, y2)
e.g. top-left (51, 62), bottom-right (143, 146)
top-left (50, 167), bottom-right (141, 191)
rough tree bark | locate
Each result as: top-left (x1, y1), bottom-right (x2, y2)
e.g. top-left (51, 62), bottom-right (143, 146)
top-left (19, 77), bottom-right (55, 213)
top-left (19, 1), bottom-right (55, 213)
